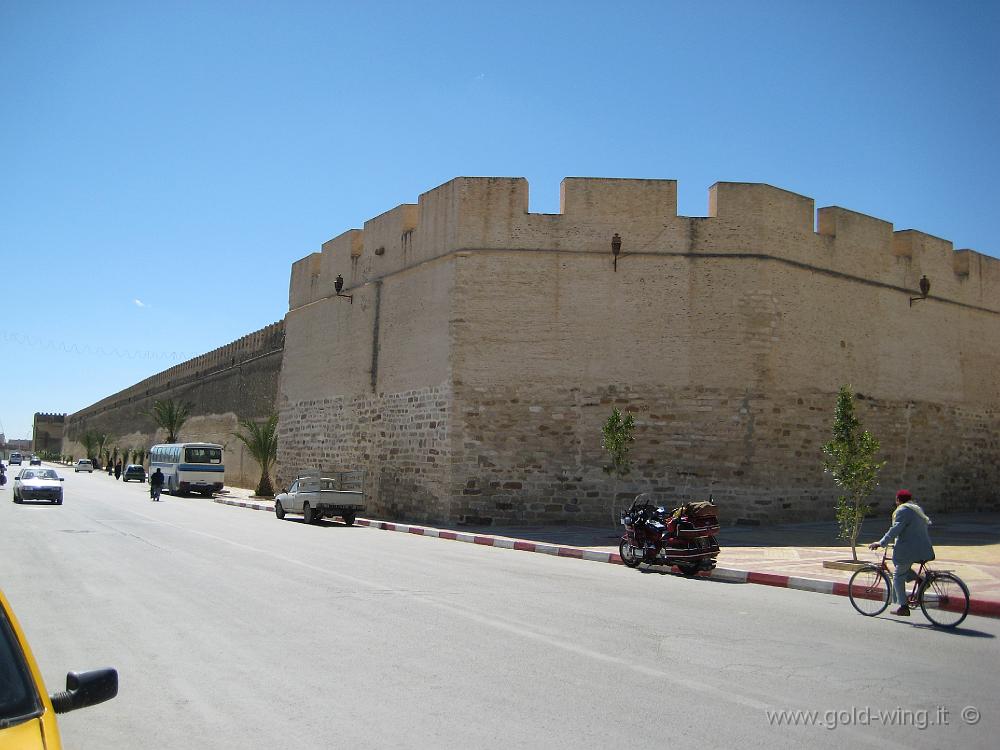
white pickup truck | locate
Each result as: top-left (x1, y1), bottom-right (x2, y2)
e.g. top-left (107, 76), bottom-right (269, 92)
top-left (274, 473), bottom-right (365, 526)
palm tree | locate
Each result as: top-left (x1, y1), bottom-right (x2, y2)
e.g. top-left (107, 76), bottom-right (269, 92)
top-left (149, 399), bottom-right (193, 444)
top-left (232, 415), bottom-right (279, 497)
top-left (80, 431), bottom-right (98, 463)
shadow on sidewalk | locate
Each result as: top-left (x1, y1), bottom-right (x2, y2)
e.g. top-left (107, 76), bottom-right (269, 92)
top-left (719, 513), bottom-right (1000, 549)
top-left (446, 512), bottom-right (1000, 552)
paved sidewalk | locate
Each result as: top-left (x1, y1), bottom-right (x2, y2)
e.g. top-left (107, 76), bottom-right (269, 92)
top-left (213, 486), bottom-right (1000, 618)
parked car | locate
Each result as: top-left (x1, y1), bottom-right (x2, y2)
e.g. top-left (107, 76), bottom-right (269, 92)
top-left (122, 464), bottom-right (146, 483)
top-left (13, 468), bottom-right (64, 505)
top-left (29, 456), bottom-right (42, 466)
top-left (0, 587), bottom-right (118, 749)
top-left (9, 452), bottom-right (22, 466)
top-left (274, 472), bottom-right (366, 525)
top-left (75, 459), bottom-right (94, 473)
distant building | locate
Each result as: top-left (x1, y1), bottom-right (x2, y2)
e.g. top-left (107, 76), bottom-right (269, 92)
top-left (3, 438), bottom-right (32, 457)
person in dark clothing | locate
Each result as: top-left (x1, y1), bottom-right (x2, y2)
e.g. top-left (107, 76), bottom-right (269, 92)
top-left (114, 460), bottom-right (123, 480)
top-left (150, 468), bottom-right (165, 501)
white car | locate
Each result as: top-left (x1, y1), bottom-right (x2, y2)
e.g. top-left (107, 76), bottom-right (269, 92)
top-left (75, 459), bottom-right (94, 473)
top-left (13, 468), bottom-right (64, 504)
top-left (274, 474), bottom-right (365, 525)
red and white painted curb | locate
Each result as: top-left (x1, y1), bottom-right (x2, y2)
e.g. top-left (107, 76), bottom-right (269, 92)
top-left (214, 498), bottom-right (1000, 619)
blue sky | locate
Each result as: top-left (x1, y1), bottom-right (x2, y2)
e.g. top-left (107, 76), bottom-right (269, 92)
top-left (1, 1), bottom-right (997, 440)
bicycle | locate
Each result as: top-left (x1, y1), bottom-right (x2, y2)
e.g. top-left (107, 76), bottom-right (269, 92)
top-left (847, 547), bottom-right (970, 627)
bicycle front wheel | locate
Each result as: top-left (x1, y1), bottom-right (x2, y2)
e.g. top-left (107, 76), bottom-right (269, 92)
top-left (919, 573), bottom-right (970, 628)
top-left (848, 565), bottom-right (891, 616)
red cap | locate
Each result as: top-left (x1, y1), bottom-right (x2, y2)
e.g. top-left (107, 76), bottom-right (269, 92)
top-left (896, 489), bottom-right (912, 501)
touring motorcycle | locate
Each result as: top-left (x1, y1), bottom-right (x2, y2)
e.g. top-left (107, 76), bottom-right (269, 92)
top-left (619, 493), bottom-right (720, 575)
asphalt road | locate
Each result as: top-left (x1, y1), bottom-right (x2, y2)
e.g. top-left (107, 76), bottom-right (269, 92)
top-left (3, 465), bottom-right (998, 749)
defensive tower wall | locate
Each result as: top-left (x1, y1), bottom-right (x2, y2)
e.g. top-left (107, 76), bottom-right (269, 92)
top-left (64, 322), bottom-right (284, 488)
top-left (279, 177), bottom-right (1000, 525)
top-left (32, 412), bottom-right (66, 454)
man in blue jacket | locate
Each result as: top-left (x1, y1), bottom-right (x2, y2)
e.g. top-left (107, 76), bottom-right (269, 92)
top-left (869, 490), bottom-right (935, 616)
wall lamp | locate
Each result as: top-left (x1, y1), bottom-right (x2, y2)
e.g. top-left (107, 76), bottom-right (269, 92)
top-left (334, 274), bottom-right (353, 304)
top-left (611, 233), bottom-right (622, 272)
top-left (909, 275), bottom-right (930, 307)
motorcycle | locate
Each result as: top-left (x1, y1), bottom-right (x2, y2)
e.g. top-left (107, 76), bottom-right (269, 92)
top-left (619, 493), bottom-right (720, 575)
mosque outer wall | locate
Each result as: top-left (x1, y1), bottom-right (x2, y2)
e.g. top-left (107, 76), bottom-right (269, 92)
top-left (277, 177), bottom-right (1000, 525)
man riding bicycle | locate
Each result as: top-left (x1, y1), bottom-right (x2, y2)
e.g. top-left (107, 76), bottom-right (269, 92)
top-left (869, 489), bottom-right (935, 617)
top-left (150, 468), bottom-right (165, 501)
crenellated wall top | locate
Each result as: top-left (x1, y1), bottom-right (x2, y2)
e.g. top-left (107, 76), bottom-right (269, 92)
top-left (69, 321), bottom-right (285, 421)
top-left (289, 177), bottom-right (999, 313)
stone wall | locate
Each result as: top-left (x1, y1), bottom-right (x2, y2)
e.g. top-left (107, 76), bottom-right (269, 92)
top-left (276, 385), bottom-right (451, 521)
top-left (448, 383), bottom-right (999, 526)
top-left (278, 176), bottom-right (1000, 526)
top-left (63, 322), bottom-right (284, 489)
top-left (32, 413), bottom-right (66, 455)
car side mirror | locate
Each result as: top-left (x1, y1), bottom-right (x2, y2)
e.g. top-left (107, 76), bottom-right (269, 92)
top-left (50, 668), bottom-right (118, 714)
top-left (60, 477), bottom-right (65, 481)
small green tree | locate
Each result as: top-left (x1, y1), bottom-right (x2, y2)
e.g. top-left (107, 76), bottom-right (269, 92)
top-left (232, 415), bottom-right (279, 497)
top-left (822, 385), bottom-right (886, 561)
top-left (149, 399), bottom-right (193, 443)
top-left (602, 407), bottom-right (636, 526)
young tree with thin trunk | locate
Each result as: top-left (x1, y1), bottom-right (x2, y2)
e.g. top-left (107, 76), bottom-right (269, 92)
top-left (602, 407), bottom-right (636, 528)
top-left (822, 385), bottom-right (886, 561)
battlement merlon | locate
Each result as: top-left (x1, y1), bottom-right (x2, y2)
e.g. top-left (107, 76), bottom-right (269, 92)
top-left (287, 176), bottom-right (999, 313)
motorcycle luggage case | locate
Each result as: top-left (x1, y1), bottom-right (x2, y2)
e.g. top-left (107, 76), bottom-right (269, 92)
top-left (674, 521), bottom-right (721, 539)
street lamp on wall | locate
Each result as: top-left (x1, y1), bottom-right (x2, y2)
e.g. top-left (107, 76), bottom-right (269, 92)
top-left (611, 233), bottom-right (622, 272)
top-left (909, 275), bottom-right (930, 307)
top-left (334, 274), bottom-right (353, 304)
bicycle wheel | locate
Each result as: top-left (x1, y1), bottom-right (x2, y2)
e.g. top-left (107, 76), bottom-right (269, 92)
top-left (919, 573), bottom-right (970, 628)
top-left (848, 565), bottom-right (891, 616)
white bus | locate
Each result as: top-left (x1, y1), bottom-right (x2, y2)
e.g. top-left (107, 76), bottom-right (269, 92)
top-left (149, 442), bottom-right (225, 496)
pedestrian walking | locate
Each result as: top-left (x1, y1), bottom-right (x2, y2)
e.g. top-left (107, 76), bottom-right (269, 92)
top-left (150, 468), bottom-right (164, 501)
top-left (868, 489), bottom-right (935, 616)
top-left (107, 459), bottom-right (113, 476)
top-left (114, 460), bottom-right (123, 480)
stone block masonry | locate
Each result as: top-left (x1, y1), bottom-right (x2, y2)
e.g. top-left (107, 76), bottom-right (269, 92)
top-left (276, 385), bottom-right (451, 521)
top-left (278, 176), bottom-right (1000, 526)
top-left (449, 384), bottom-right (999, 526)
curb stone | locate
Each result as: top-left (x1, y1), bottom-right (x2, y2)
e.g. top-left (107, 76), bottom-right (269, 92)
top-left (213, 498), bottom-right (1000, 620)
